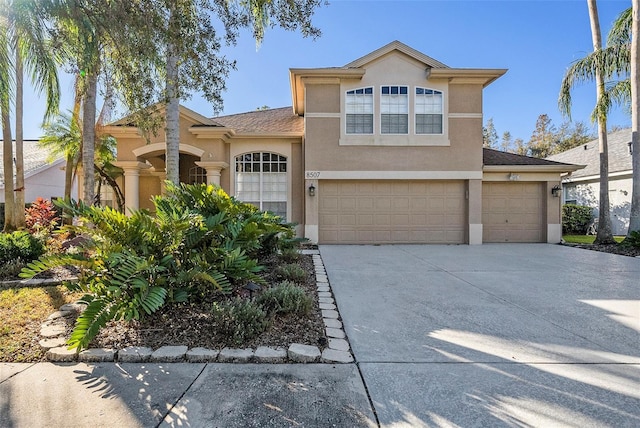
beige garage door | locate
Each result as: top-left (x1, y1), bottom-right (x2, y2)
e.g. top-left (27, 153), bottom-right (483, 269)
top-left (319, 180), bottom-right (466, 244)
top-left (482, 182), bottom-right (545, 243)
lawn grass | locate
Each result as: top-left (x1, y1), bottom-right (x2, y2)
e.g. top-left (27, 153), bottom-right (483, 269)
top-left (563, 235), bottom-right (625, 244)
top-left (0, 286), bottom-right (81, 362)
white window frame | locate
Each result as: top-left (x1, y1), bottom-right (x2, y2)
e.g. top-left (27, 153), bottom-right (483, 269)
top-left (415, 87), bottom-right (444, 135)
top-left (380, 85), bottom-right (409, 135)
top-left (234, 152), bottom-right (288, 218)
top-left (345, 87), bottom-right (374, 135)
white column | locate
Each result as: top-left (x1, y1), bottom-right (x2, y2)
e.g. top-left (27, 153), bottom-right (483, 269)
top-left (115, 161), bottom-right (150, 213)
top-left (195, 161), bottom-right (229, 186)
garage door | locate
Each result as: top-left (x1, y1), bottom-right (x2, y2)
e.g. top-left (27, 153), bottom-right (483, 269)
top-left (482, 182), bottom-right (545, 243)
top-left (318, 180), bottom-right (466, 244)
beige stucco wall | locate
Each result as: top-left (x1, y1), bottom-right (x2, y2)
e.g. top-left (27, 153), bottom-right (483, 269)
top-left (302, 52), bottom-right (483, 175)
top-left (110, 113), bottom-right (301, 229)
top-left (305, 84), bottom-right (340, 114)
top-left (449, 84), bottom-right (483, 113)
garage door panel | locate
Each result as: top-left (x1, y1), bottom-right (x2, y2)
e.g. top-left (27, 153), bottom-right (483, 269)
top-left (482, 182), bottom-right (544, 243)
top-left (319, 180), bottom-right (465, 244)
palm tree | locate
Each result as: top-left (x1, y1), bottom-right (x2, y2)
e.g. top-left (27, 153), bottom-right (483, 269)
top-left (0, 7), bottom-right (15, 231)
top-left (0, 0), bottom-right (60, 230)
top-left (559, 5), bottom-right (640, 239)
top-left (630, 1), bottom-right (640, 236)
top-left (38, 110), bottom-right (81, 204)
top-left (559, 0), bottom-right (616, 244)
top-left (43, 0), bottom-right (101, 206)
top-left (12, 0), bottom-right (61, 228)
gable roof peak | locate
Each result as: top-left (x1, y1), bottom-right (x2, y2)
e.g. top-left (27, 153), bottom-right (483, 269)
top-left (345, 40), bottom-right (449, 69)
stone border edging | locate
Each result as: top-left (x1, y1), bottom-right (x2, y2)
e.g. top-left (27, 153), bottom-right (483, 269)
top-left (40, 249), bottom-right (354, 364)
top-left (0, 277), bottom-right (76, 290)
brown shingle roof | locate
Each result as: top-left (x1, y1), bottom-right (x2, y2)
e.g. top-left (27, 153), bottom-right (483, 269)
top-left (483, 148), bottom-right (575, 166)
top-left (213, 107), bottom-right (303, 134)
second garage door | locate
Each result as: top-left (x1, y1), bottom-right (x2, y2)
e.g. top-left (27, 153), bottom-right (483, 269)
top-left (318, 180), bottom-right (466, 244)
top-left (482, 182), bottom-right (545, 243)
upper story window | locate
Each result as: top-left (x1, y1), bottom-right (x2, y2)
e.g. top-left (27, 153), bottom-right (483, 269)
top-left (415, 88), bottom-right (443, 134)
top-left (381, 86), bottom-right (408, 134)
top-left (345, 87), bottom-right (373, 134)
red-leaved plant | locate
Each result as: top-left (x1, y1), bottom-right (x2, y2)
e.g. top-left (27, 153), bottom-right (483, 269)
top-left (25, 197), bottom-right (60, 234)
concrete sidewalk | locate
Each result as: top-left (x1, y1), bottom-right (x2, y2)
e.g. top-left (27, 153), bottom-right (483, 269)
top-left (321, 244), bottom-right (640, 427)
top-left (0, 362), bottom-right (376, 427)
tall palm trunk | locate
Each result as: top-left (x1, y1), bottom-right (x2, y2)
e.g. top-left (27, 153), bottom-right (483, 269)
top-left (82, 72), bottom-right (97, 205)
top-left (165, 39), bottom-right (180, 185)
top-left (14, 45), bottom-right (25, 228)
top-left (629, 0), bottom-right (640, 236)
top-left (588, 0), bottom-right (615, 244)
top-left (2, 107), bottom-right (15, 231)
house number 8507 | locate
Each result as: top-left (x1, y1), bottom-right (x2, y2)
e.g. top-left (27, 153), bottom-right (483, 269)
top-left (305, 171), bottom-right (320, 179)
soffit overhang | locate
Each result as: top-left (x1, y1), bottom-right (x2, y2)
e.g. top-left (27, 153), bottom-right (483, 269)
top-left (429, 68), bottom-right (508, 87)
top-left (290, 68), bottom-right (366, 115)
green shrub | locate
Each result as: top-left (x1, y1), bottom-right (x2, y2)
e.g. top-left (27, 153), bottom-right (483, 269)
top-left (279, 248), bottom-right (301, 263)
top-left (0, 231), bottom-right (45, 265)
top-left (256, 281), bottom-right (312, 316)
top-left (562, 204), bottom-right (593, 234)
top-left (210, 298), bottom-right (269, 345)
top-left (20, 183), bottom-right (297, 351)
top-left (0, 258), bottom-right (28, 280)
top-left (622, 230), bottom-right (640, 248)
top-left (274, 263), bottom-right (307, 283)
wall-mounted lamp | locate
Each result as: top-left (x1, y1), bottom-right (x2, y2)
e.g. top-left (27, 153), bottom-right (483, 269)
top-left (628, 141), bottom-right (633, 155)
top-left (308, 184), bottom-right (316, 196)
top-left (509, 173), bottom-right (520, 181)
top-left (551, 185), bottom-right (561, 197)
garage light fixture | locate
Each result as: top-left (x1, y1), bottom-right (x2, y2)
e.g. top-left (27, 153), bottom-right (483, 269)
top-left (551, 185), bottom-right (561, 197)
top-left (308, 184), bottom-right (316, 196)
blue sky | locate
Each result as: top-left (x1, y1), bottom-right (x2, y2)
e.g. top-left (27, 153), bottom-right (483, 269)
top-left (21, 0), bottom-right (631, 143)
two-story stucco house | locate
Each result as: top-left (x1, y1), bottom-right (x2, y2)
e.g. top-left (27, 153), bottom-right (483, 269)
top-left (104, 41), bottom-right (580, 245)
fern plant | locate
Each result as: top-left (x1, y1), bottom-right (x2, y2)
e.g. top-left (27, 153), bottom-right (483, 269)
top-left (20, 183), bottom-right (299, 351)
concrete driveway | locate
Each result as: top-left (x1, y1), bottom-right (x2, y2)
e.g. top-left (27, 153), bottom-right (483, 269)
top-left (321, 244), bottom-right (640, 427)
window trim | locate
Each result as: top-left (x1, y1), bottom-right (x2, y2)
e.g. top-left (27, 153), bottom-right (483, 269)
top-left (380, 85), bottom-right (409, 135)
top-left (345, 86), bottom-right (374, 135)
top-left (414, 87), bottom-right (444, 135)
top-left (340, 84), bottom-right (449, 146)
top-left (234, 151), bottom-right (288, 219)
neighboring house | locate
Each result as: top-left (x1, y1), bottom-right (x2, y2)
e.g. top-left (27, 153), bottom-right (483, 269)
top-left (105, 41), bottom-right (580, 244)
top-left (0, 140), bottom-right (77, 204)
top-left (547, 128), bottom-right (633, 236)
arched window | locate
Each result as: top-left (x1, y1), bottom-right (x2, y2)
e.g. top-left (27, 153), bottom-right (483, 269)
top-left (235, 152), bottom-right (287, 218)
top-left (189, 166), bottom-right (207, 184)
top-left (415, 88), bottom-right (443, 134)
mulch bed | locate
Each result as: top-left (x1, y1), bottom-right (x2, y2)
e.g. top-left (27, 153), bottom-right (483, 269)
top-left (82, 253), bottom-right (327, 351)
top-left (563, 242), bottom-right (640, 258)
